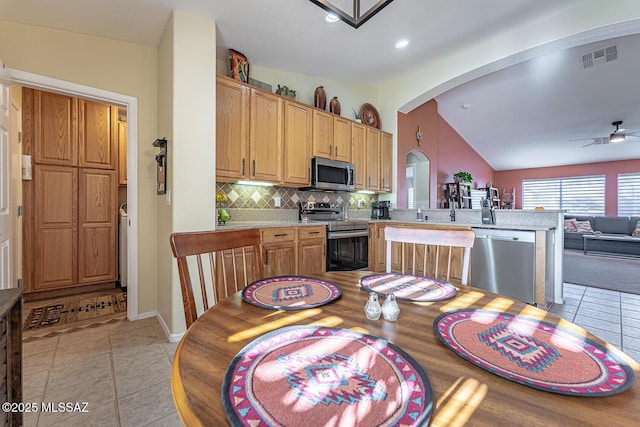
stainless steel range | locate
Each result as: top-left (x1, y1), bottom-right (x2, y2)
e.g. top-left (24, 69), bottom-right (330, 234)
top-left (299, 202), bottom-right (369, 271)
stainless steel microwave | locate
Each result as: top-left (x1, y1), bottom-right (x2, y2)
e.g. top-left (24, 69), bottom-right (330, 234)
top-left (304, 157), bottom-right (355, 191)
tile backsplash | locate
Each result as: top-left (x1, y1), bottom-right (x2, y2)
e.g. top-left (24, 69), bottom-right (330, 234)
top-left (216, 183), bottom-right (377, 210)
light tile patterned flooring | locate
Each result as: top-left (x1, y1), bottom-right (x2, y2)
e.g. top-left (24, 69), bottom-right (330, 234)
top-left (22, 283), bottom-right (640, 426)
top-left (22, 316), bottom-right (180, 427)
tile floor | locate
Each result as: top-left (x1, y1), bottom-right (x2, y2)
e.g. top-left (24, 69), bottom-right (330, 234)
top-left (21, 283), bottom-right (640, 426)
top-left (22, 315), bottom-right (180, 427)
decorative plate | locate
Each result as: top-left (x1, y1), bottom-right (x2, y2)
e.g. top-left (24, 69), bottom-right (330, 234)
top-left (360, 103), bottom-right (381, 129)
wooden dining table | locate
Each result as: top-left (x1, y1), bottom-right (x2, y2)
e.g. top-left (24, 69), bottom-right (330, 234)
top-left (171, 271), bottom-right (640, 426)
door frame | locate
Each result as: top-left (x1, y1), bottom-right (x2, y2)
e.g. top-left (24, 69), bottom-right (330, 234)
top-left (7, 68), bottom-right (139, 320)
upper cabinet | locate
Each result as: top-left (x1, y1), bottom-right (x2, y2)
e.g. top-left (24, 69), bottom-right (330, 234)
top-left (283, 100), bottom-right (312, 186)
top-left (34, 91), bottom-right (78, 166)
top-left (78, 99), bottom-right (117, 169)
top-left (215, 75), bottom-right (393, 192)
top-left (118, 119), bottom-right (128, 186)
top-left (216, 76), bottom-right (283, 184)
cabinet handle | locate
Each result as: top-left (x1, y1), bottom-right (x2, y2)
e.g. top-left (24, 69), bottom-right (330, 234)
top-left (242, 159), bottom-right (245, 176)
top-left (335, 147), bottom-right (338, 157)
top-left (309, 231), bottom-right (320, 235)
top-left (368, 177), bottom-right (371, 186)
top-left (252, 159), bottom-right (256, 176)
top-left (265, 251), bottom-right (268, 265)
top-left (274, 233), bottom-right (288, 237)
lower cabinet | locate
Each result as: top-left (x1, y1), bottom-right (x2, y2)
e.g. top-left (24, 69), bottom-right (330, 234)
top-left (298, 226), bottom-right (326, 275)
top-left (261, 227), bottom-right (297, 277)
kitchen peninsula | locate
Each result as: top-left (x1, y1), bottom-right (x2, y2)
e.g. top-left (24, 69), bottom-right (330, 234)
top-left (219, 208), bottom-right (563, 307)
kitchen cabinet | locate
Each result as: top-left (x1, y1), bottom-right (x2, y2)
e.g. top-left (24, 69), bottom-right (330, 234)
top-left (250, 89), bottom-right (283, 182)
top-left (312, 110), bottom-right (334, 159)
top-left (261, 227), bottom-right (297, 277)
top-left (216, 76), bottom-right (250, 180)
top-left (23, 88), bottom-right (119, 295)
top-left (365, 127), bottom-right (381, 191)
top-left (380, 132), bottom-right (392, 192)
top-left (332, 117), bottom-right (352, 162)
top-left (298, 226), bottom-right (326, 275)
top-left (283, 100), bottom-right (312, 186)
top-left (351, 122), bottom-right (367, 190)
top-left (368, 223), bottom-right (388, 272)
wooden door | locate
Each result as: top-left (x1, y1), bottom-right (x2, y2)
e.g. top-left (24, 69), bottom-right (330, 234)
top-left (263, 243), bottom-right (296, 277)
top-left (250, 89), bottom-right (282, 182)
top-left (283, 100), bottom-right (312, 186)
top-left (351, 122), bottom-right (366, 190)
top-left (312, 110), bottom-right (333, 159)
top-left (78, 169), bottom-right (117, 284)
top-left (33, 165), bottom-right (77, 290)
top-left (216, 76), bottom-right (249, 180)
top-left (366, 127), bottom-right (380, 191)
top-left (118, 121), bottom-right (127, 186)
top-left (298, 226), bottom-right (326, 275)
top-left (78, 99), bottom-right (116, 169)
top-left (381, 132), bottom-right (392, 192)
top-left (33, 89), bottom-right (78, 166)
top-left (333, 117), bottom-right (351, 162)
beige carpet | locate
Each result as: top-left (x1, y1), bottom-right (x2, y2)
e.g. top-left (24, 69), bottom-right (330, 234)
top-left (564, 250), bottom-right (640, 294)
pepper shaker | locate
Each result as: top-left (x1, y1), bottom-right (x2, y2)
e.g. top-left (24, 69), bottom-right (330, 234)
top-left (364, 292), bottom-right (382, 320)
top-left (382, 292), bottom-right (400, 321)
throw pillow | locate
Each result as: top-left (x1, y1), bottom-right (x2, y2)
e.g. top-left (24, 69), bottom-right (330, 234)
top-left (564, 219), bottom-right (577, 232)
top-left (633, 220), bottom-right (640, 237)
top-left (574, 220), bottom-right (594, 233)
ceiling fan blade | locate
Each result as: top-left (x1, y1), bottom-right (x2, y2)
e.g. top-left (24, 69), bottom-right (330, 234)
top-left (581, 141), bottom-right (597, 147)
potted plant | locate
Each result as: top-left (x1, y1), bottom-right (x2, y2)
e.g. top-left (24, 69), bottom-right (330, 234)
top-left (353, 108), bottom-right (361, 123)
top-left (453, 171), bottom-right (473, 192)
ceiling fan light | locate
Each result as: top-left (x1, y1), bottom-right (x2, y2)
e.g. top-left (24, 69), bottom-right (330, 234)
top-left (609, 133), bottom-right (625, 143)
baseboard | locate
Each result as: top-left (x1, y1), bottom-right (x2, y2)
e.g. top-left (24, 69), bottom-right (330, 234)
top-left (153, 311), bottom-right (185, 343)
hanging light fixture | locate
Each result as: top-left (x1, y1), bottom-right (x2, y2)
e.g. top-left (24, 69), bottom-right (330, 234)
top-left (310, 0), bottom-right (395, 28)
top-left (609, 120), bottom-right (625, 143)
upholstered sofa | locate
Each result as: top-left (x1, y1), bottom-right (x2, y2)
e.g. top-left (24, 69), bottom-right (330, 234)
top-left (564, 215), bottom-right (640, 255)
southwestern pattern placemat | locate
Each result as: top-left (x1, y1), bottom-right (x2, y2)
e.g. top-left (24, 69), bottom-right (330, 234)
top-left (222, 325), bottom-right (432, 426)
top-left (242, 276), bottom-right (342, 310)
top-left (434, 309), bottom-right (635, 396)
top-left (360, 273), bottom-right (457, 301)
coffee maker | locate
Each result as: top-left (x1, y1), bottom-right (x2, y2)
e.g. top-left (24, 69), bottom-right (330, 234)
top-left (371, 201), bottom-right (391, 219)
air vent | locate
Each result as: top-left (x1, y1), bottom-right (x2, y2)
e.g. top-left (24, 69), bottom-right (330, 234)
top-left (581, 45), bottom-right (618, 69)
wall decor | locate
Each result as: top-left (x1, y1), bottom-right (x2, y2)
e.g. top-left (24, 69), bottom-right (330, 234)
top-left (153, 138), bottom-right (167, 194)
top-left (229, 49), bottom-right (250, 83)
top-left (360, 103), bottom-right (381, 129)
top-left (416, 126), bottom-right (423, 146)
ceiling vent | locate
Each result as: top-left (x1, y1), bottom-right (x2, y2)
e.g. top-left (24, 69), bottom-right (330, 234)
top-left (581, 45), bottom-right (617, 69)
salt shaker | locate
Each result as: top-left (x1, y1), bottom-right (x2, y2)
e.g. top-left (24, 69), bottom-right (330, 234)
top-left (364, 292), bottom-right (382, 320)
top-left (382, 293), bottom-right (400, 321)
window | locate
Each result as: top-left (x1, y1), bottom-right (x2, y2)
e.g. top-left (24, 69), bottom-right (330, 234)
top-left (522, 175), bottom-right (605, 215)
top-left (618, 173), bottom-right (640, 216)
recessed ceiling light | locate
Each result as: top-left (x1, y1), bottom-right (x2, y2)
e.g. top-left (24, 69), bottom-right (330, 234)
top-left (325, 13), bottom-right (339, 23)
top-left (395, 39), bottom-right (409, 49)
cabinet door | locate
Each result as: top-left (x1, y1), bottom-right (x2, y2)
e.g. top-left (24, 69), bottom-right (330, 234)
top-left (78, 99), bottom-right (117, 169)
top-left (118, 121), bottom-right (127, 186)
top-left (283, 101), bottom-right (312, 185)
top-left (380, 132), bottom-right (393, 192)
top-left (33, 89), bottom-right (78, 166)
top-left (352, 122), bottom-right (367, 190)
top-left (366, 127), bottom-right (381, 191)
top-left (333, 117), bottom-right (352, 162)
top-left (374, 224), bottom-right (387, 272)
top-left (250, 89), bottom-right (283, 182)
top-left (216, 76), bottom-right (249, 180)
top-left (298, 239), bottom-right (326, 275)
top-left (263, 243), bottom-right (296, 277)
top-left (78, 169), bottom-right (117, 284)
top-left (33, 165), bottom-right (77, 290)
top-left (312, 110), bottom-right (334, 159)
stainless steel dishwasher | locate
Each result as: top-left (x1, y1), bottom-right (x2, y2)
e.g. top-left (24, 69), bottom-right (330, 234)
top-left (471, 228), bottom-right (536, 304)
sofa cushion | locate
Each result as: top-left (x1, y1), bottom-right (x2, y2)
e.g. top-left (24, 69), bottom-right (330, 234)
top-left (564, 219), bottom-right (577, 232)
top-left (630, 217), bottom-right (640, 235)
top-left (574, 220), bottom-right (594, 233)
top-left (594, 216), bottom-right (631, 235)
top-left (632, 220), bottom-right (640, 237)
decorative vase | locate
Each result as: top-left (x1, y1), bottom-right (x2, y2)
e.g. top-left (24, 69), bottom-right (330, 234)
top-left (364, 292), bottom-right (382, 320)
top-left (314, 86), bottom-right (327, 110)
top-left (381, 293), bottom-right (400, 321)
top-left (329, 96), bottom-right (341, 115)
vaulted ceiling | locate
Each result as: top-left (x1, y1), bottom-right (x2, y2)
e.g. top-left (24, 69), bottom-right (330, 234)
top-left (2, 0), bottom-right (639, 170)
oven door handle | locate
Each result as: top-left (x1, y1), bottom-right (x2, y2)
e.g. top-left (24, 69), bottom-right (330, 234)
top-left (327, 230), bottom-right (369, 239)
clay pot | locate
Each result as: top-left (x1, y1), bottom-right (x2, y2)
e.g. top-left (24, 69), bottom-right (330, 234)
top-left (314, 86), bottom-right (326, 110)
top-left (329, 96), bottom-right (341, 115)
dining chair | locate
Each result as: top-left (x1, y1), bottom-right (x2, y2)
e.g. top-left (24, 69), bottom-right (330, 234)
top-left (384, 226), bottom-right (475, 285)
top-left (170, 228), bottom-right (264, 328)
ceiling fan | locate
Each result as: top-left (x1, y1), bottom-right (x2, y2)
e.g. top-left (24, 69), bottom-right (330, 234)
top-left (572, 121), bottom-right (640, 147)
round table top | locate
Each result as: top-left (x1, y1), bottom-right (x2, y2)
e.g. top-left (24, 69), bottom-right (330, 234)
top-left (172, 271), bottom-right (640, 426)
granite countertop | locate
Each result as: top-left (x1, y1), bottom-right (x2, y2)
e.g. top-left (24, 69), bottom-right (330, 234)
top-left (366, 219), bottom-right (556, 231)
top-left (217, 221), bottom-right (329, 230)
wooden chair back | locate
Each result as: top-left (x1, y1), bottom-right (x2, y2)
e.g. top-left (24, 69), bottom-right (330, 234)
top-left (385, 226), bottom-right (475, 285)
top-left (170, 228), bottom-right (264, 329)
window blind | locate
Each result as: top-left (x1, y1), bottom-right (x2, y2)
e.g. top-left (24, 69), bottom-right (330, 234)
top-left (617, 173), bottom-right (640, 216)
top-left (522, 175), bottom-right (605, 215)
